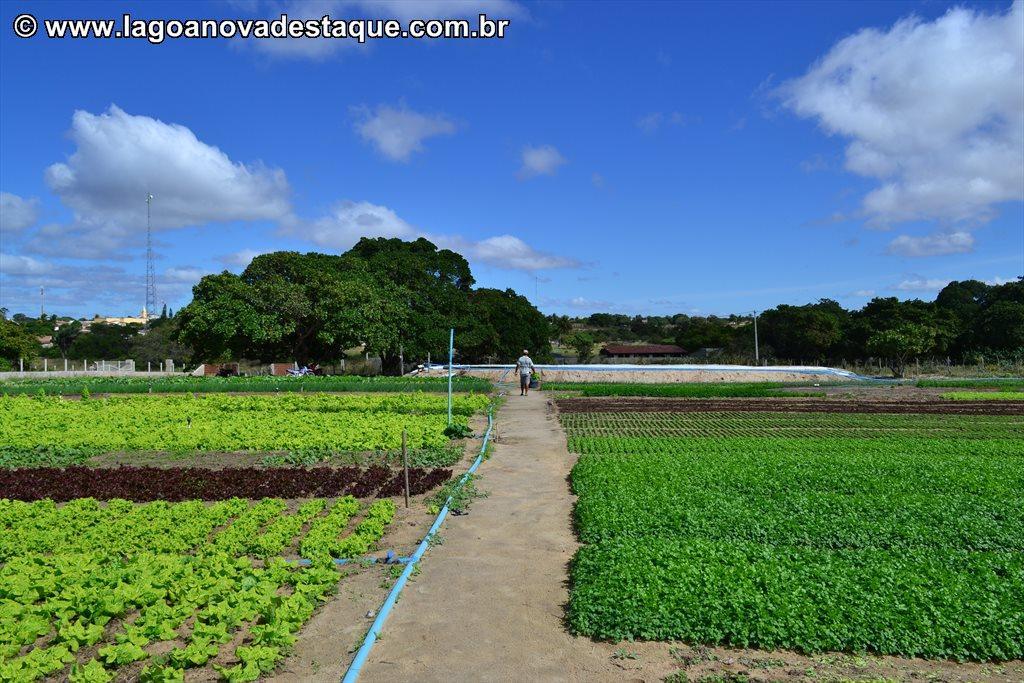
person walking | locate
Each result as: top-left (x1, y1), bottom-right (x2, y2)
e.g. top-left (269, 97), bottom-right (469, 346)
top-left (514, 349), bottom-right (535, 396)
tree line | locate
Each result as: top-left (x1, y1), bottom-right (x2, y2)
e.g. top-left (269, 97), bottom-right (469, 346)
top-left (548, 278), bottom-right (1023, 376)
top-left (2, 237), bottom-right (1020, 377)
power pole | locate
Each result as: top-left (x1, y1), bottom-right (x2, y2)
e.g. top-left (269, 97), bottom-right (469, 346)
top-left (39, 286), bottom-right (44, 318)
top-left (752, 310), bottom-right (760, 364)
top-left (145, 194), bottom-right (156, 328)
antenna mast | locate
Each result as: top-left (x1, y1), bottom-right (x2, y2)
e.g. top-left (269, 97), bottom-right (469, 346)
top-left (40, 286), bottom-right (45, 318)
top-left (145, 194), bottom-right (156, 327)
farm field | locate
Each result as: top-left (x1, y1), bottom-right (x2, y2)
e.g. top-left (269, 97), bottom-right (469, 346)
top-left (559, 397), bottom-right (1024, 663)
top-left (0, 374), bottom-right (491, 396)
top-left (0, 379), bottom-right (493, 681)
top-left (0, 393), bottom-right (489, 468)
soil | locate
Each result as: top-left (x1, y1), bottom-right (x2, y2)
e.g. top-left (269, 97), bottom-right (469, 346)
top-left (556, 397), bottom-right (1024, 415)
top-left (335, 392), bottom-right (1024, 683)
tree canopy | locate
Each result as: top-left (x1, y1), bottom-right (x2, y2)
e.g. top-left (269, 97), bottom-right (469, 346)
top-left (175, 239), bottom-right (550, 373)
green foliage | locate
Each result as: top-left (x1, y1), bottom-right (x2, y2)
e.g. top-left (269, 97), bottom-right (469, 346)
top-left (460, 288), bottom-right (552, 363)
top-left (917, 378), bottom-right (1024, 389)
top-left (427, 473), bottom-right (487, 514)
top-left (0, 497), bottom-right (392, 679)
top-left (0, 393), bottom-right (489, 464)
top-left (52, 321), bottom-right (82, 359)
top-left (0, 316), bottom-right (41, 367)
top-left (562, 407), bottom-right (1024, 660)
top-left (544, 382), bottom-right (821, 398)
top-left (867, 324), bottom-right (936, 377)
top-left (565, 332), bottom-right (595, 363)
top-left (68, 322), bottom-right (139, 361)
top-left (0, 374), bottom-right (491, 396)
top-left (941, 391), bottom-right (1024, 401)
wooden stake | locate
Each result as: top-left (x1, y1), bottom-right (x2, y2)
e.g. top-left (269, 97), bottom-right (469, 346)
top-left (402, 429), bottom-right (410, 508)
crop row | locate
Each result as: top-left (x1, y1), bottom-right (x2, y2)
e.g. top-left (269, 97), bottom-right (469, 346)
top-left (0, 464), bottom-right (453, 502)
top-left (562, 404), bottom-right (1024, 660)
top-left (543, 381), bottom-right (820, 398)
top-left (942, 391), bottom-right (1024, 401)
top-left (570, 437), bottom-right (1024, 495)
top-left (571, 438), bottom-right (1024, 551)
top-left (917, 378), bottom-right (1024, 389)
top-left (0, 374), bottom-right (492, 396)
top-left (560, 410), bottom-right (1024, 439)
top-left (0, 497), bottom-right (397, 681)
top-left (0, 393), bottom-right (488, 463)
top-left (569, 538), bottom-right (1024, 661)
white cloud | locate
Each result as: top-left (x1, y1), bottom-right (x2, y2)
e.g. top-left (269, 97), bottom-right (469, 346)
top-left (0, 255), bottom-right (205, 316)
top-left (518, 145), bottom-right (566, 179)
top-left (887, 231), bottom-right (974, 257)
top-left (352, 104), bottom-right (456, 161)
top-left (0, 193), bottom-right (40, 233)
top-left (781, 1), bottom-right (1024, 228)
top-left (447, 234), bottom-right (579, 271)
top-left (0, 253), bottom-right (50, 277)
top-left (295, 200), bottom-right (416, 251)
top-left (289, 200), bottom-right (578, 272)
top-left (35, 105), bottom-right (292, 258)
top-left (850, 289), bottom-right (876, 298)
top-left (219, 248), bottom-right (268, 268)
top-left (246, 0), bottom-right (525, 60)
top-left (891, 277), bottom-right (951, 292)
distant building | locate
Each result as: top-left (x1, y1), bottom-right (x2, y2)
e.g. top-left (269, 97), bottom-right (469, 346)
top-left (84, 308), bottom-right (153, 329)
top-left (37, 336), bottom-right (53, 348)
top-left (599, 344), bottom-right (687, 359)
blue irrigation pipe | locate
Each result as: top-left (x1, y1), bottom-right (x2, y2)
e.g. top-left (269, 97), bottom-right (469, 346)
top-left (342, 402), bottom-right (498, 683)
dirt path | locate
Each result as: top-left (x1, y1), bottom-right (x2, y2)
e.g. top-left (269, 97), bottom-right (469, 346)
top-left (358, 392), bottom-right (617, 682)
top-left (322, 392), bottom-right (1023, 683)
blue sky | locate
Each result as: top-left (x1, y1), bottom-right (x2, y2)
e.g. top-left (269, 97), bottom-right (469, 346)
top-left (1, 0), bottom-right (1022, 318)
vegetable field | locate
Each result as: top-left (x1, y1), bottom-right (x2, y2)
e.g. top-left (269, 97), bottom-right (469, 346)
top-left (560, 400), bottom-right (1024, 661)
top-left (0, 379), bottom-right (493, 680)
top-left (0, 497), bottom-right (394, 681)
top-left (0, 393), bottom-right (489, 467)
top-left (0, 374), bottom-right (491, 396)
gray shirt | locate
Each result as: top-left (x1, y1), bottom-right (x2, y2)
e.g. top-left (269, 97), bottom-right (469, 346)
top-left (516, 355), bottom-right (535, 375)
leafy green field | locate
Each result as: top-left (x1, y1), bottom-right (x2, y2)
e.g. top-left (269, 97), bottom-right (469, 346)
top-left (941, 391), bottom-right (1024, 401)
top-left (0, 374), bottom-right (491, 396)
top-left (0, 393), bottom-right (490, 467)
top-left (563, 408), bottom-right (1024, 660)
top-left (0, 496), bottom-right (393, 681)
top-left (917, 378), bottom-right (1024, 390)
top-left (561, 411), bottom-right (1024, 440)
top-left (543, 381), bottom-right (821, 397)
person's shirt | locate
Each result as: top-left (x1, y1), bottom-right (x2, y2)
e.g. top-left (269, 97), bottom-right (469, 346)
top-left (517, 355), bottom-right (535, 373)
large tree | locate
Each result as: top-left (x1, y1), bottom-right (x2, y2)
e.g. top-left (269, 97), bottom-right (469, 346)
top-left (760, 300), bottom-right (847, 362)
top-left (0, 316), bottom-right (41, 369)
top-left (177, 252), bottom-right (405, 367)
top-left (866, 323), bottom-right (936, 378)
top-left (68, 322), bottom-right (139, 361)
top-left (341, 237), bottom-right (474, 374)
top-left (460, 288), bottom-right (551, 363)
